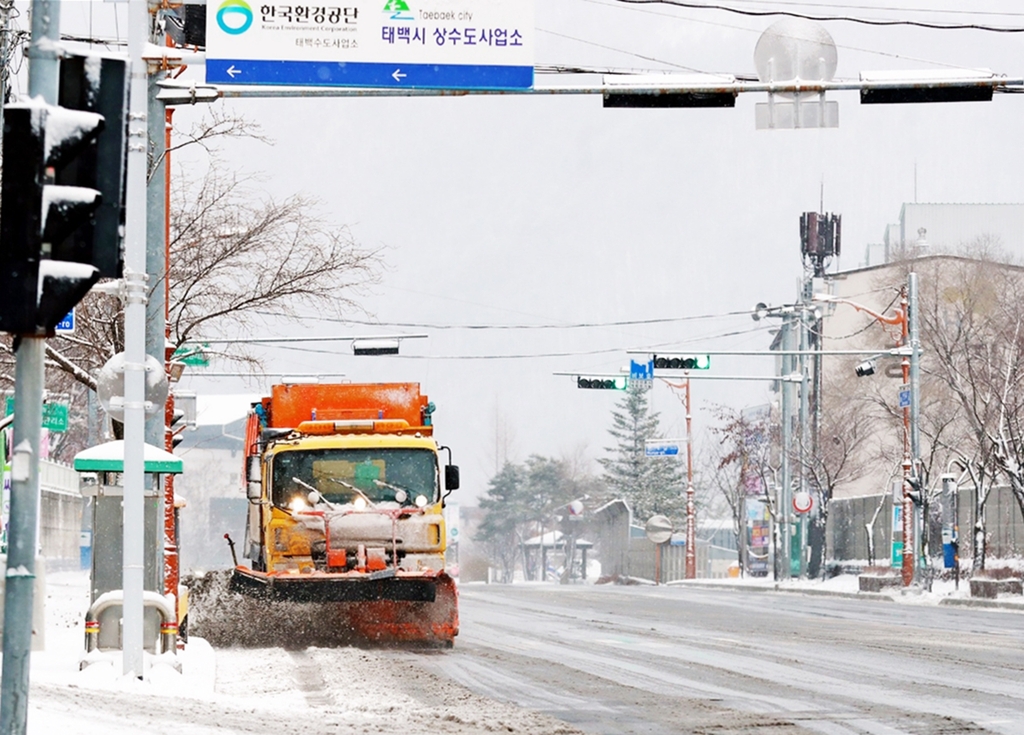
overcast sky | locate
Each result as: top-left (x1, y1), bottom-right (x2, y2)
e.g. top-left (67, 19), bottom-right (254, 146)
top-left (38, 1), bottom-right (1024, 505)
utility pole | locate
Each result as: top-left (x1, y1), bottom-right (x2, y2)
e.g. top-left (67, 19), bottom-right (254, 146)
top-left (908, 272), bottom-right (922, 585)
top-left (778, 314), bottom-right (795, 580)
top-left (0, 1), bottom-right (56, 730)
top-left (684, 377), bottom-right (696, 579)
top-left (798, 285), bottom-right (811, 578)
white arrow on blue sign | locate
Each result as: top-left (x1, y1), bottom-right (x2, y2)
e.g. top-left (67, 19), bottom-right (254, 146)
top-left (898, 384), bottom-right (911, 409)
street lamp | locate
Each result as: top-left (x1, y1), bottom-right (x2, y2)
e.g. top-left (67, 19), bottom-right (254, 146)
top-left (813, 276), bottom-right (922, 587)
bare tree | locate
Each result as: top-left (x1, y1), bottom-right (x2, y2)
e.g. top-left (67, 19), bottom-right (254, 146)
top-left (167, 160), bottom-right (380, 351)
top-left (710, 404), bottom-right (780, 579)
top-left (0, 111), bottom-right (382, 460)
top-left (913, 254), bottom-right (1022, 571)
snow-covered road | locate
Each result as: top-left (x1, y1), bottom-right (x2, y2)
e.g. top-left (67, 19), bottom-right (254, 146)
top-left (18, 571), bottom-right (580, 734)
top-left (420, 582), bottom-right (1024, 734)
top-left (16, 571), bottom-right (1024, 734)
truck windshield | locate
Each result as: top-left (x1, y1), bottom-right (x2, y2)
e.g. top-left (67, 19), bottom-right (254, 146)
top-left (271, 448), bottom-right (438, 509)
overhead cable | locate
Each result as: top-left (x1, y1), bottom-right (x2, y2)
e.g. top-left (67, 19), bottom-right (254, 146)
top-left (614, 0), bottom-right (1024, 32)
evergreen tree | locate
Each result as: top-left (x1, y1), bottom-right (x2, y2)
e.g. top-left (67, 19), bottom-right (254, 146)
top-left (599, 382), bottom-right (686, 523)
top-left (475, 462), bottom-right (526, 582)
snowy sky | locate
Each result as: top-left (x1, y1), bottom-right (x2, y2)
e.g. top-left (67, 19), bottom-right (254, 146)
top-left (32, 1), bottom-right (1024, 505)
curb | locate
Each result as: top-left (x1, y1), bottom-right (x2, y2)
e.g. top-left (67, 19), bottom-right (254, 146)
top-left (665, 579), bottom-right (1023, 610)
top-left (665, 580), bottom-right (890, 601)
top-left (938, 596), bottom-right (1024, 610)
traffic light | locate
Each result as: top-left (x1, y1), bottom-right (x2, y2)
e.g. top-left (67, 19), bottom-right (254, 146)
top-left (57, 53), bottom-right (129, 278)
top-left (0, 53), bottom-right (127, 336)
top-left (0, 103), bottom-right (102, 334)
top-left (577, 376), bottom-right (628, 390)
top-left (168, 407), bottom-right (187, 449)
top-left (652, 354), bottom-right (711, 370)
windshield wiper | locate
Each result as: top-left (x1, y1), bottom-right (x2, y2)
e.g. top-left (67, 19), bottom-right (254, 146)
top-left (290, 477), bottom-right (337, 510)
top-left (326, 476), bottom-right (378, 508)
top-left (372, 479), bottom-right (413, 503)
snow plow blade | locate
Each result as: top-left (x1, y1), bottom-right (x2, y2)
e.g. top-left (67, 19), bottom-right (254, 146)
top-left (229, 566), bottom-right (438, 603)
top-left (186, 568), bottom-right (458, 648)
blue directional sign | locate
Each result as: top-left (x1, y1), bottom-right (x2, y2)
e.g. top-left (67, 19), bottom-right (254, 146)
top-left (205, 0), bottom-right (534, 90)
top-left (630, 359), bottom-right (654, 381)
top-left (898, 385), bottom-right (911, 409)
top-left (645, 440), bottom-right (682, 457)
top-left (55, 309), bottom-right (74, 334)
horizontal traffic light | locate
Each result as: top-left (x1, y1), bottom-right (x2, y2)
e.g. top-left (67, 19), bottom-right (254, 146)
top-left (652, 354), bottom-right (711, 370)
top-left (577, 376), bottom-right (628, 390)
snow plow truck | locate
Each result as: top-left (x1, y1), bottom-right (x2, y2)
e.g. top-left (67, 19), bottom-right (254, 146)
top-left (189, 382), bottom-right (460, 647)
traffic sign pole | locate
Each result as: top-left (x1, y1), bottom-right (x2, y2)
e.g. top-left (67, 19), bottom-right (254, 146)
top-left (685, 378), bottom-right (696, 580)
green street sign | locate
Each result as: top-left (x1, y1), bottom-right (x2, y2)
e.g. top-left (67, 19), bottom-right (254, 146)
top-left (43, 403), bottom-right (69, 433)
top-left (172, 343), bottom-right (210, 367)
top-left (4, 396), bottom-right (69, 432)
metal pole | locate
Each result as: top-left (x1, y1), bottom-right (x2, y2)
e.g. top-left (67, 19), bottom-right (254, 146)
top-left (908, 272), bottom-right (922, 584)
top-left (147, 34), bottom-right (177, 628)
top-left (898, 286), bottom-right (914, 588)
top-left (684, 377), bottom-right (696, 579)
top-left (122, 0), bottom-right (150, 678)
top-left (778, 316), bottom-right (795, 580)
top-left (0, 2), bottom-right (57, 730)
top-left (798, 294), bottom-right (811, 578)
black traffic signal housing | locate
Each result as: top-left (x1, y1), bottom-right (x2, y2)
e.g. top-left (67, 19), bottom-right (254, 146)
top-left (57, 53), bottom-right (129, 278)
top-left (168, 407), bottom-right (187, 449)
top-left (0, 53), bottom-right (128, 336)
top-left (0, 103), bottom-right (103, 334)
top-left (653, 354), bottom-right (711, 370)
top-left (577, 376), bottom-right (628, 390)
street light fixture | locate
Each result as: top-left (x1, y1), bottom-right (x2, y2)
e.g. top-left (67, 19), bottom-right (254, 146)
top-left (813, 282), bottom-right (922, 587)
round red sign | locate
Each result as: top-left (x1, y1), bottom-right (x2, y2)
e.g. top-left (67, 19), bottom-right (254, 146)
top-left (792, 491), bottom-right (813, 514)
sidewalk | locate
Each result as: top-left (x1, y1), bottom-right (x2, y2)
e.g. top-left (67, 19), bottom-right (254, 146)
top-left (664, 572), bottom-right (1024, 611)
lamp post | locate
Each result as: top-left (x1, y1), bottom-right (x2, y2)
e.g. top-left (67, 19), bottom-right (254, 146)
top-left (813, 275), bottom-right (920, 587)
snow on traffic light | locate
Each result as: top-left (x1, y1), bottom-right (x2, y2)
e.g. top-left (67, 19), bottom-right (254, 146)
top-left (0, 53), bottom-right (128, 336)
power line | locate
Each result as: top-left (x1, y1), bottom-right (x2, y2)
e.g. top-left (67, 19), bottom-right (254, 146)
top-left (704, 1), bottom-right (1024, 19)
top-left (614, 0), bottom-right (1024, 32)
top-left (248, 324), bottom-right (776, 359)
top-left (255, 309), bottom-right (756, 331)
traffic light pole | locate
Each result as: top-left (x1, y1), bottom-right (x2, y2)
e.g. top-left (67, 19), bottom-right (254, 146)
top-left (121, 0), bottom-right (150, 678)
top-left (0, 2), bottom-right (58, 731)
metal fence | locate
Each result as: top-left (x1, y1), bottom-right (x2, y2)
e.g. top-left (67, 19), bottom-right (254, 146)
top-left (829, 485), bottom-right (1024, 563)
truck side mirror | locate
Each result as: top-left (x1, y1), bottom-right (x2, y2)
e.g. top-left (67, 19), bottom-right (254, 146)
top-left (246, 456), bottom-right (262, 501)
top-left (444, 464), bottom-right (460, 491)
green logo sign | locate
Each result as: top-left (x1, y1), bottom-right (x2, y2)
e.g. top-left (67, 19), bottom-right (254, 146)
top-left (217, 0), bottom-right (254, 35)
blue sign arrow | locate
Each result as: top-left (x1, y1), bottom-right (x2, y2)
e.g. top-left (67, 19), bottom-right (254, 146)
top-left (206, 59), bottom-right (533, 90)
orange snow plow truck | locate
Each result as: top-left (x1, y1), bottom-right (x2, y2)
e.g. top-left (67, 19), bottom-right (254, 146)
top-left (194, 382), bottom-right (460, 647)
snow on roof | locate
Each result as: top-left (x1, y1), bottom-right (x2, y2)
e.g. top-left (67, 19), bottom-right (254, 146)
top-left (73, 440), bottom-right (183, 474)
top-left (194, 393), bottom-right (260, 426)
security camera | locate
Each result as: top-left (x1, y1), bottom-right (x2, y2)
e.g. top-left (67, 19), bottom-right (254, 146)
top-left (855, 360), bottom-right (876, 377)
